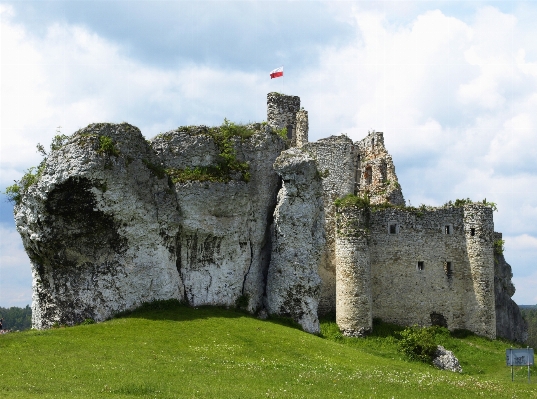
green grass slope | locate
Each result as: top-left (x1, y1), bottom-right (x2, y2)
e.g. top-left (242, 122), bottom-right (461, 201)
top-left (1, 302), bottom-right (535, 398)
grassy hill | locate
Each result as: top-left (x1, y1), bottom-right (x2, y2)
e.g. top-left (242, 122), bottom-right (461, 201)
top-left (1, 302), bottom-right (535, 398)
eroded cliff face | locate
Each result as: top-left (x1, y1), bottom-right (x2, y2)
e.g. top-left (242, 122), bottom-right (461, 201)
top-left (15, 123), bottom-right (183, 328)
top-left (266, 148), bottom-right (324, 333)
top-left (494, 234), bottom-right (528, 342)
top-left (15, 122), bottom-right (288, 328)
top-left (151, 125), bottom-right (285, 310)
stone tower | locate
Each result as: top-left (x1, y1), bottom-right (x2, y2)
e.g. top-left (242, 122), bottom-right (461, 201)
top-left (464, 204), bottom-right (496, 339)
top-left (335, 205), bottom-right (372, 336)
top-left (267, 92), bottom-right (308, 147)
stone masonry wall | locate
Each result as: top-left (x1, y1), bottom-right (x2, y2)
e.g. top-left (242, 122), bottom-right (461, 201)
top-left (335, 206), bottom-right (372, 337)
top-left (302, 135), bottom-right (356, 315)
top-left (463, 205), bottom-right (496, 338)
top-left (295, 109), bottom-right (309, 148)
top-left (368, 206), bottom-right (496, 338)
top-left (355, 132), bottom-right (404, 206)
top-left (267, 92), bottom-right (300, 146)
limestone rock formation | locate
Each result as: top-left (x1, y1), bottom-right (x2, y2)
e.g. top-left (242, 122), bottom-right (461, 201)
top-left (14, 122), bottom-right (286, 327)
top-left (432, 346), bottom-right (462, 372)
top-left (15, 123), bottom-right (183, 328)
top-left (151, 124), bottom-right (285, 311)
top-left (494, 233), bottom-right (528, 342)
top-left (266, 147), bottom-right (324, 333)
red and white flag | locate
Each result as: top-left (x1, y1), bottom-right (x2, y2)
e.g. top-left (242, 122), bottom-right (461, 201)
top-left (270, 66), bottom-right (283, 79)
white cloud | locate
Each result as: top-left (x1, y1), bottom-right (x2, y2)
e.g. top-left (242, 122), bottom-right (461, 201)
top-left (2, 2), bottom-right (537, 307)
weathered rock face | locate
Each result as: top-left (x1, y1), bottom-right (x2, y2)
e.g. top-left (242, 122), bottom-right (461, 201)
top-left (432, 346), bottom-right (462, 373)
top-left (266, 148), bottom-right (324, 333)
top-left (494, 233), bottom-right (528, 342)
top-left (152, 125), bottom-right (285, 311)
top-left (15, 123), bottom-right (183, 328)
top-left (15, 122), bottom-right (287, 328)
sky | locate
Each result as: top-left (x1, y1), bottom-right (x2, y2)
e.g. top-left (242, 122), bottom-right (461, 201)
top-left (1, 0), bottom-right (536, 307)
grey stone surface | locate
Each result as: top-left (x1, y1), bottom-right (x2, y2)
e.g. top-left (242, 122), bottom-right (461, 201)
top-left (335, 206), bottom-right (372, 337)
top-left (367, 205), bottom-right (497, 339)
top-left (494, 232), bottom-right (528, 342)
top-left (355, 132), bottom-right (404, 206)
top-left (432, 345), bottom-right (462, 373)
top-left (15, 123), bottom-right (183, 328)
top-left (153, 125), bottom-right (285, 311)
top-left (266, 147), bottom-right (324, 333)
top-left (302, 135), bottom-right (356, 315)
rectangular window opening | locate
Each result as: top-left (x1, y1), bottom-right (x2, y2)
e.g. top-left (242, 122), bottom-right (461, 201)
top-left (389, 224), bottom-right (397, 234)
top-left (417, 261), bottom-right (424, 271)
top-left (445, 261), bottom-right (453, 278)
top-left (445, 225), bottom-right (451, 234)
top-left (470, 228), bottom-right (475, 236)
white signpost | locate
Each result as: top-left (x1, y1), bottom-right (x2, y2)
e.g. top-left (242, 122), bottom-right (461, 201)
top-left (506, 347), bottom-right (534, 383)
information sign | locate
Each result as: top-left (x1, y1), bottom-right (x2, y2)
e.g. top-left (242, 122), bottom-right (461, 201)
top-left (506, 348), bottom-right (534, 366)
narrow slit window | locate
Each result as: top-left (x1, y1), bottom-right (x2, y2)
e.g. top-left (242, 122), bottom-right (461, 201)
top-left (470, 228), bottom-right (475, 236)
top-left (445, 261), bottom-right (453, 278)
top-left (389, 223), bottom-right (397, 234)
top-left (417, 261), bottom-right (424, 271)
top-left (286, 125), bottom-right (293, 140)
top-left (371, 138), bottom-right (375, 147)
top-left (445, 225), bottom-right (451, 234)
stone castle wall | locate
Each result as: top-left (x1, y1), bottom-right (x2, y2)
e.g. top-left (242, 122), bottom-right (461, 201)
top-left (366, 205), bottom-right (496, 338)
top-left (335, 206), bottom-right (372, 336)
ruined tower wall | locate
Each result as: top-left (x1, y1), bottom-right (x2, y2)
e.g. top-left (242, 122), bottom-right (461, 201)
top-left (463, 205), bottom-right (496, 339)
top-left (335, 206), bottom-right (372, 336)
top-left (267, 92), bottom-right (300, 145)
top-left (302, 136), bottom-right (356, 314)
top-left (368, 207), bottom-right (495, 337)
top-left (355, 132), bottom-right (404, 206)
top-left (295, 109), bottom-right (309, 148)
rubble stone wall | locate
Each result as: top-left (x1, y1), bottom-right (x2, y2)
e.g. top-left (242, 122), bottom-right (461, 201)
top-left (367, 206), bottom-right (496, 338)
top-left (335, 206), bottom-right (372, 336)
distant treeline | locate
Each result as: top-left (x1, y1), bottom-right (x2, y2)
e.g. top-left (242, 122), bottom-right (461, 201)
top-left (519, 305), bottom-right (537, 349)
top-left (0, 305), bottom-right (32, 331)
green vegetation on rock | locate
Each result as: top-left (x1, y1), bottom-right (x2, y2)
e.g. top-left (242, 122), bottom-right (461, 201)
top-left (166, 119), bottom-right (252, 183)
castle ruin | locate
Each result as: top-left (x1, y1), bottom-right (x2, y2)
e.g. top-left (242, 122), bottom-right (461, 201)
top-left (12, 92), bottom-right (527, 342)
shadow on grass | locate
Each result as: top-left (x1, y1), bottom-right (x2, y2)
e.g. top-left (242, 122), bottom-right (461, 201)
top-left (112, 299), bottom-right (304, 332)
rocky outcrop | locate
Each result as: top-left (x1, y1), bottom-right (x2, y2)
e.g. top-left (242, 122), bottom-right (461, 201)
top-left (494, 233), bottom-right (528, 343)
top-left (152, 125), bottom-right (285, 311)
top-left (432, 346), bottom-right (462, 373)
top-left (15, 122), bottom-right (286, 327)
top-left (15, 123), bottom-right (183, 328)
top-left (266, 148), bottom-right (324, 333)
